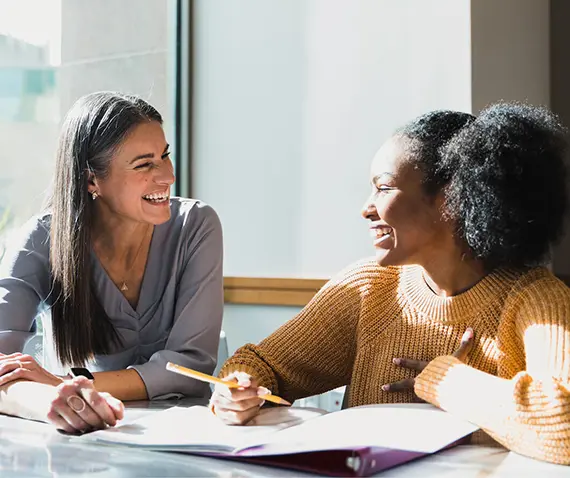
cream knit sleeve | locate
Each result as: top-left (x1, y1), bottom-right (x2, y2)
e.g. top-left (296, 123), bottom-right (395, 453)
top-left (415, 276), bottom-right (570, 465)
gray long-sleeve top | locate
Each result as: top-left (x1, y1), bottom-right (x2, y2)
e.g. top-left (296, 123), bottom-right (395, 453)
top-left (0, 198), bottom-right (223, 399)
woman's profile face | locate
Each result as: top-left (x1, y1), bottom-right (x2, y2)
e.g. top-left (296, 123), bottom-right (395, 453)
top-left (361, 135), bottom-right (450, 267)
top-left (91, 121), bottom-right (175, 226)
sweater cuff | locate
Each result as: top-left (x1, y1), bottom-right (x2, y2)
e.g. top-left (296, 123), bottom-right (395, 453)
top-left (415, 355), bottom-right (513, 428)
top-left (414, 355), bottom-right (462, 407)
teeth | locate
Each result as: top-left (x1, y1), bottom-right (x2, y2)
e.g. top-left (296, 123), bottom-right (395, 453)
top-left (143, 192), bottom-right (169, 201)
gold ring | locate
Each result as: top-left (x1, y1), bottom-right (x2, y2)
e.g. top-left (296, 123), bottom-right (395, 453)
top-left (66, 395), bottom-right (86, 413)
top-left (17, 361), bottom-right (23, 369)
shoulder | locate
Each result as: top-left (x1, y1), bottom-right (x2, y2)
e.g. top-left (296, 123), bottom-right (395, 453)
top-left (321, 257), bottom-right (401, 301)
top-left (4, 212), bottom-right (51, 251)
top-left (160, 198), bottom-right (222, 263)
top-left (504, 267), bottom-right (570, 321)
top-left (298, 258), bottom-right (400, 325)
top-left (508, 267), bottom-right (570, 300)
top-left (165, 197), bottom-right (222, 238)
top-left (0, 212), bottom-right (52, 274)
top-left (169, 197), bottom-right (220, 225)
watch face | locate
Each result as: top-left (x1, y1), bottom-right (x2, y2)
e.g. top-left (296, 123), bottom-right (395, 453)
top-left (70, 367), bottom-right (95, 380)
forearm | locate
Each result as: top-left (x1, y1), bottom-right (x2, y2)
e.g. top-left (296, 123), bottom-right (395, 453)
top-left (92, 369), bottom-right (148, 401)
top-left (220, 340), bottom-right (349, 402)
top-left (0, 379), bottom-right (56, 422)
top-left (220, 343), bottom-right (281, 393)
top-left (415, 356), bottom-right (570, 465)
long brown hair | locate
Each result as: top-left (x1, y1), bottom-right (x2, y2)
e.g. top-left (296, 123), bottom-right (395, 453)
top-left (47, 92), bottom-right (162, 366)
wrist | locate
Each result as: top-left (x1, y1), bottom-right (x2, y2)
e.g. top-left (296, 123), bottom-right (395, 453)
top-left (52, 375), bottom-right (66, 387)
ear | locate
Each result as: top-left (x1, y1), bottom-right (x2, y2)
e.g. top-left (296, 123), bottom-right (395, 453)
top-left (432, 190), bottom-right (450, 223)
top-left (87, 170), bottom-right (99, 194)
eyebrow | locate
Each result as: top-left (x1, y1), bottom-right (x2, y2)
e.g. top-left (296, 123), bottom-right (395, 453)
top-left (371, 173), bottom-right (395, 185)
top-left (129, 144), bottom-right (170, 164)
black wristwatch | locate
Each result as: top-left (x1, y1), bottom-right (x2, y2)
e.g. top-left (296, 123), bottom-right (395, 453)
top-left (70, 367), bottom-right (95, 380)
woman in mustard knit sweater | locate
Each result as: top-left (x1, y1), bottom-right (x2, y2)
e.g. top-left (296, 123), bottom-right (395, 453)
top-left (212, 103), bottom-right (570, 465)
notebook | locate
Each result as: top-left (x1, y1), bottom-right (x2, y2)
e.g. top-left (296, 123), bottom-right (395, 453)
top-left (78, 403), bottom-right (479, 477)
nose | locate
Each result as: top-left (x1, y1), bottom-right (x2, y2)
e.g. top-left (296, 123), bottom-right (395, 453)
top-left (155, 158), bottom-right (175, 186)
top-left (361, 194), bottom-right (377, 220)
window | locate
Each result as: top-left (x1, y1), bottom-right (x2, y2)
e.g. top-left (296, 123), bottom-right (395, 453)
top-left (0, 0), bottom-right (181, 255)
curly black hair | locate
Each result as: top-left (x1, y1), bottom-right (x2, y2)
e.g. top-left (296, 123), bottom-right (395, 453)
top-left (399, 103), bottom-right (568, 271)
top-left (396, 110), bottom-right (476, 196)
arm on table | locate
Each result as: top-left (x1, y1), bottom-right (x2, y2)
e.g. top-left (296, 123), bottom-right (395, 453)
top-left (415, 276), bottom-right (570, 465)
top-left (0, 219), bottom-right (52, 419)
top-left (219, 261), bottom-right (369, 403)
top-left (0, 218), bottom-right (50, 354)
top-left (91, 369), bottom-right (147, 401)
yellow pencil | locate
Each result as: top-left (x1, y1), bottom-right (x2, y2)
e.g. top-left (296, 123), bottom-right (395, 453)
top-left (166, 362), bottom-right (291, 406)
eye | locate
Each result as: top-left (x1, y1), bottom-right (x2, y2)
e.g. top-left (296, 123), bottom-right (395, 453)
top-left (134, 162), bottom-right (152, 170)
top-left (375, 185), bottom-right (393, 194)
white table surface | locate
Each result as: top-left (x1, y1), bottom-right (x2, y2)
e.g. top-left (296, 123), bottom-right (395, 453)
top-left (0, 399), bottom-right (567, 477)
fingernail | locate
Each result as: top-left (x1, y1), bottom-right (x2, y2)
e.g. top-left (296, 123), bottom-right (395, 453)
top-left (462, 328), bottom-right (473, 341)
top-left (381, 384), bottom-right (389, 392)
top-left (257, 387), bottom-right (270, 396)
top-left (393, 358), bottom-right (401, 365)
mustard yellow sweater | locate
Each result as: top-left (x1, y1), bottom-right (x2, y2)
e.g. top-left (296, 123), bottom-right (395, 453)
top-left (220, 260), bottom-right (570, 465)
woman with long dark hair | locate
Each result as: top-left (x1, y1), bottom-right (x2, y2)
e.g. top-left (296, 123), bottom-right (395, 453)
top-left (211, 103), bottom-right (570, 465)
top-left (0, 92), bottom-right (223, 432)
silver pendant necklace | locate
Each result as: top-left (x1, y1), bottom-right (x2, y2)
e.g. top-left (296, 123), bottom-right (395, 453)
top-left (120, 225), bottom-right (150, 293)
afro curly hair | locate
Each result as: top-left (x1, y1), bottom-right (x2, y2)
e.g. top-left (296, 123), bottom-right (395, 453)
top-left (441, 102), bottom-right (568, 270)
top-left (399, 102), bottom-right (568, 271)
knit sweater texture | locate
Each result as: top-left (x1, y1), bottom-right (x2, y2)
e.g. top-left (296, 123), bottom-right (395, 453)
top-left (220, 259), bottom-right (570, 465)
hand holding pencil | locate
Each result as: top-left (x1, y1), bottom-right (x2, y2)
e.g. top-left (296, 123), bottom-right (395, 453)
top-left (166, 362), bottom-right (290, 406)
top-left (166, 363), bottom-right (290, 425)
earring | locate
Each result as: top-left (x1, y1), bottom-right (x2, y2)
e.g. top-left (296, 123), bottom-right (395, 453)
top-left (91, 191), bottom-right (98, 200)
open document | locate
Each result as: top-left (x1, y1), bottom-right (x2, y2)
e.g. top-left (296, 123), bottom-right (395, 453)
top-left (78, 403), bottom-right (479, 477)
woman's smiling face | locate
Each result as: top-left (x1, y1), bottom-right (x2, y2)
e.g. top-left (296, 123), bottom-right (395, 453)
top-left (361, 135), bottom-right (451, 267)
top-left (90, 121), bottom-right (175, 226)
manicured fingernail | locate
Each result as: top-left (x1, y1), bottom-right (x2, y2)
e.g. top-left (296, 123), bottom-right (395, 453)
top-left (257, 387), bottom-right (270, 396)
top-left (381, 384), bottom-right (389, 391)
top-left (393, 358), bottom-right (401, 365)
top-left (462, 328), bottom-right (473, 341)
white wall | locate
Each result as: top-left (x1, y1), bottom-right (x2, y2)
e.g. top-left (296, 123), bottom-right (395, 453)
top-left (193, 0), bottom-right (472, 279)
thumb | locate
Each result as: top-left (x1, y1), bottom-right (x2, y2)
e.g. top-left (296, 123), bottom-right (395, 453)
top-left (453, 327), bottom-right (474, 362)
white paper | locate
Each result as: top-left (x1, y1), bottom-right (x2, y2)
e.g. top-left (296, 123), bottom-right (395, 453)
top-left (80, 405), bottom-right (327, 453)
top-left (250, 404), bottom-right (479, 455)
top-left (80, 404), bottom-right (478, 457)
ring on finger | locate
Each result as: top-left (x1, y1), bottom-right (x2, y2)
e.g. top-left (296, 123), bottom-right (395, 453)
top-left (67, 395), bottom-right (86, 413)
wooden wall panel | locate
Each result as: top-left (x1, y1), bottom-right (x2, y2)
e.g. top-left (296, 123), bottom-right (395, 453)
top-left (223, 277), bottom-right (327, 307)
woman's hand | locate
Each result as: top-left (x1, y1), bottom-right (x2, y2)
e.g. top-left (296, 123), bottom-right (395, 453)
top-left (209, 371), bottom-right (269, 425)
top-left (381, 328), bottom-right (474, 397)
top-left (46, 376), bottom-right (124, 433)
top-left (0, 353), bottom-right (63, 387)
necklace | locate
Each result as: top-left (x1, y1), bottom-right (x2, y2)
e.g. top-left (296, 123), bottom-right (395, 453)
top-left (120, 225), bottom-right (150, 292)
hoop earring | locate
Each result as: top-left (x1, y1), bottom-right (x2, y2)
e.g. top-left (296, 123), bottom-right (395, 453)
top-left (91, 192), bottom-right (98, 200)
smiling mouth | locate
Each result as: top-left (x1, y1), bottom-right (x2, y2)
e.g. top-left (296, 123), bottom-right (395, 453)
top-left (142, 192), bottom-right (169, 203)
top-left (370, 226), bottom-right (393, 245)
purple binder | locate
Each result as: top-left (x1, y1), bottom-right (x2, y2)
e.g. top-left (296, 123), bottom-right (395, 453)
top-left (199, 436), bottom-right (470, 477)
